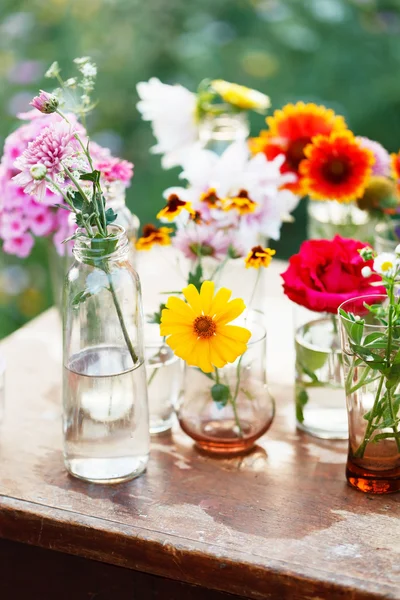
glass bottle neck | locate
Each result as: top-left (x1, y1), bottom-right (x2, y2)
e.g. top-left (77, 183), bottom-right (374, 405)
top-left (73, 226), bottom-right (130, 263)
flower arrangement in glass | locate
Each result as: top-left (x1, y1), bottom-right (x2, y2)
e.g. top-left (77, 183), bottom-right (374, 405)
top-left (0, 60), bottom-right (137, 308)
top-left (160, 281), bottom-right (274, 455)
top-left (250, 102), bottom-right (400, 242)
top-left (282, 236), bottom-right (385, 439)
top-left (11, 58), bottom-right (149, 484)
top-left (339, 246), bottom-right (400, 493)
top-left (136, 77), bottom-right (270, 166)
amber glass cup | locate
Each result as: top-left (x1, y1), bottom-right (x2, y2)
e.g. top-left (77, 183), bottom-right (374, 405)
top-left (177, 310), bottom-right (274, 455)
top-left (339, 295), bottom-right (400, 494)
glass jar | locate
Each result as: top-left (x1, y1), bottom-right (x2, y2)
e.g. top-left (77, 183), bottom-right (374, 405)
top-left (374, 219), bottom-right (400, 253)
top-left (63, 225), bottom-right (150, 484)
top-left (339, 295), bottom-right (400, 494)
top-left (48, 240), bottom-right (73, 312)
top-left (294, 305), bottom-right (347, 439)
top-left (307, 200), bottom-right (378, 243)
top-left (177, 310), bottom-right (274, 455)
top-left (144, 322), bottom-right (182, 434)
top-left (199, 112), bottom-right (250, 155)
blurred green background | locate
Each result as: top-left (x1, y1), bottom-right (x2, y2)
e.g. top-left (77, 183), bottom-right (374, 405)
top-left (1, 0), bottom-right (400, 338)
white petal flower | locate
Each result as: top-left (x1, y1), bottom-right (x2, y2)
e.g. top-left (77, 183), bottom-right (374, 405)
top-left (395, 244), bottom-right (400, 256)
top-left (136, 78), bottom-right (198, 169)
top-left (373, 253), bottom-right (398, 277)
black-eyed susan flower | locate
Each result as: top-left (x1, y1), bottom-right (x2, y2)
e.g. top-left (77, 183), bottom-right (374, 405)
top-left (211, 80), bottom-right (270, 112)
top-left (157, 194), bottom-right (194, 221)
top-left (200, 188), bottom-right (222, 209)
top-left (249, 102), bottom-right (347, 194)
top-left (300, 131), bottom-right (374, 202)
top-left (245, 246), bottom-right (276, 269)
top-left (160, 281), bottom-right (251, 373)
top-left (222, 190), bottom-right (257, 215)
top-left (136, 224), bottom-right (173, 250)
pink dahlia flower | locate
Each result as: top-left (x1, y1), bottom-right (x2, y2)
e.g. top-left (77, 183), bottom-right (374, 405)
top-left (173, 226), bottom-right (231, 261)
top-left (13, 121), bottom-right (77, 202)
top-left (357, 137), bottom-right (391, 177)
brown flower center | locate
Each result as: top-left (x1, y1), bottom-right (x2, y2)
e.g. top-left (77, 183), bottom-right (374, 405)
top-left (193, 315), bottom-right (216, 339)
top-left (142, 224), bottom-right (159, 238)
top-left (166, 194), bottom-right (186, 212)
top-left (286, 137), bottom-right (311, 170)
top-left (322, 159), bottom-right (350, 184)
top-left (250, 245), bottom-right (266, 259)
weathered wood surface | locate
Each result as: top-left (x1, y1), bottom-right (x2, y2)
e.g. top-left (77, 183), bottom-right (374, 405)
top-left (0, 257), bottom-right (399, 600)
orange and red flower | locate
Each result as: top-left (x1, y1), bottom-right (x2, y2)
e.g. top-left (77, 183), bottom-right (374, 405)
top-left (391, 152), bottom-right (400, 190)
top-left (249, 102), bottom-right (347, 194)
top-left (299, 131), bottom-right (374, 203)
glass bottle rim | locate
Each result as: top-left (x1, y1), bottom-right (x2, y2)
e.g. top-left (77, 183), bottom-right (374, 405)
top-left (73, 224), bottom-right (130, 261)
top-left (338, 294), bottom-right (388, 329)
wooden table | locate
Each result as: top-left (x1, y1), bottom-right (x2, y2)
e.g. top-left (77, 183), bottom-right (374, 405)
top-left (0, 258), bottom-right (399, 600)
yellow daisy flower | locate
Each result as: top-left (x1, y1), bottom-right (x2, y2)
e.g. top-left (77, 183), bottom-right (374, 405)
top-left (160, 281), bottom-right (251, 373)
top-left (157, 194), bottom-right (194, 222)
top-left (136, 224), bottom-right (173, 251)
top-left (222, 190), bottom-right (257, 215)
top-left (245, 246), bottom-right (276, 269)
top-left (211, 79), bottom-right (270, 112)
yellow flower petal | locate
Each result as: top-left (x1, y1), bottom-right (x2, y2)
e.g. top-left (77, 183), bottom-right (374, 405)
top-left (210, 335), bottom-right (244, 364)
top-left (199, 280), bottom-right (214, 314)
top-left (160, 324), bottom-right (192, 337)
top-left (165, 295), bottom-right (195, 317)
top-left (214, 298), bottom-right (246, 326)
top-left (209, 339), bottom-right (229, 369)
top-left (182, 284), bottom-right (203, 313)
top-left (209, 287), bottom-right (232, 315)
top-left (218, 324), bottom-right (251, 344)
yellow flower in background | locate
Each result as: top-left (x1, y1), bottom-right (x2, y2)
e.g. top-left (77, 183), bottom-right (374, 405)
top-left (200, 188), bottom-right (222, 209)
top-left (211, 79), bottom-right (270, 112)
top-left (136, 224), bottom-right (173, 250)
top-left (160, 281), bottom-right (251, 373)
top-left (222, 190), bottom-right (258, 215)
top-left (245, 246), bottom-right (276, 269)
top-left (157, 194), bottom-right (195, 221)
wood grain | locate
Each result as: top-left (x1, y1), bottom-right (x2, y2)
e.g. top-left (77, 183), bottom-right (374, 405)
top-left (0, 258), bottom-right (399, 600)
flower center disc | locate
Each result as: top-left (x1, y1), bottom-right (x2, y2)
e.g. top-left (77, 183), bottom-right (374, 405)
top-left (193, 315), bottom-right (216, 339)
top-left (322, 159), bottom-right (349, 183)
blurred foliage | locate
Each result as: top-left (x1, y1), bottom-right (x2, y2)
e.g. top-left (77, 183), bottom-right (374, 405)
top-left (1, 0), bottom-right (400, 336)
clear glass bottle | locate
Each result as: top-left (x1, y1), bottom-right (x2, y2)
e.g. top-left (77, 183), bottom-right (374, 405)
top-left (294, 305), bottom-right (347, 439)
top-left (48, 241), bottom-right (73, 312)
top-left (307, 199), bottom-right (377, 243)
top-left (177, 310), bottom-right (274, 455)
top-left (144, 322), bottom-right (182, 434)
top-left (339, 295), bottom-right (400, 494)
top-left (63, 225), bottom-right (150, 484)
top-left (199, 112), bottom-right (250, 155)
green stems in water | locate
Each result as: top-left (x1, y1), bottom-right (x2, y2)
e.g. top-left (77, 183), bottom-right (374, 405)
top-left (107, 272), bottom-right (138, 366)
top-left (214, 367), bottom-right (244, 438)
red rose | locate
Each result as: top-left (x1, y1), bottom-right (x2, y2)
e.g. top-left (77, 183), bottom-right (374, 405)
top-left (281, 236), bottom-right (386, 314)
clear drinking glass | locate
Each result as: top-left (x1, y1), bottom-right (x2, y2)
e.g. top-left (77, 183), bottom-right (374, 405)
top-left (307, 200), bottom-right (377, 242)
top-left (144, 322), bottom-right (182, 434)
top-left (374, 219), bottom-right (400, 253)
top-left (177, 310), bottom-right (274, 455)
top-left (199, 112), bottom-right (250, 155)
top-left (294, 305), bottom-right (347, 439)
top-left (339, 295), bottom-right (400, 494)
top-left (63, 225), bottom-right (150, 484)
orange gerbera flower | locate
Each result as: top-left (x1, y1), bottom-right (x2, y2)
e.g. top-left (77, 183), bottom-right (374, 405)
top-left (300, 131), bottom-right (375, 203)
top-left (391, 152), bottom-right (400, 189)
top-left (249, 102), bottom-right (347, 194)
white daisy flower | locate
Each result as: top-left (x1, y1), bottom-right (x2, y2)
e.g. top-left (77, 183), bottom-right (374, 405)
top-left (373, 252), bottom-right (398, 277)
top-left (136, 78), bottom-right (198, 169)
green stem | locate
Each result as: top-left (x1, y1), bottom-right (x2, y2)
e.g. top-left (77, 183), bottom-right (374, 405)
top-left (147, 366), bottom-right (159, 387)
top-left (247, 268), bottom-right (261, 311)
top-left (347, 365), bottom-right (372, 395)
top-left (387, 386), bottom-right (400, 453)
top-left (107, 273), bottom-right (138, 365)
top-left (354, 374), bottom-right (385, 458)
top-left (230, 356), bottom-right (244, 438)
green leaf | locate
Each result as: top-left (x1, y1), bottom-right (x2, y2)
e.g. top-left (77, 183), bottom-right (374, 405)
top-left (295, 387), bottom-right (308, 423)
top-left (188, 263), bottom-right (204, 292)
top-left (147, 303), bottom-right (166, 325)
top-left (211, 383), bottom-right (230, 408)
top-left (105, 207), bottom-right (118, 225)
top-left (72, 290), bottom-right (91, 308)
top-left (350, 320), bottom-right (364, 345)
top-left (80, 169), bottom-right (101, 183)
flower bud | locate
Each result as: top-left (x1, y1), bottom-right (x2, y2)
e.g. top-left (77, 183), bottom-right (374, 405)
top-left (359, 246), bottom-right (374, 261)
top-left (30, 90), bottom-right (59, 114)
top-left (30, 164), bottom-right (47, 181)
top-left (361, 266), bottom-right (372, 278)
